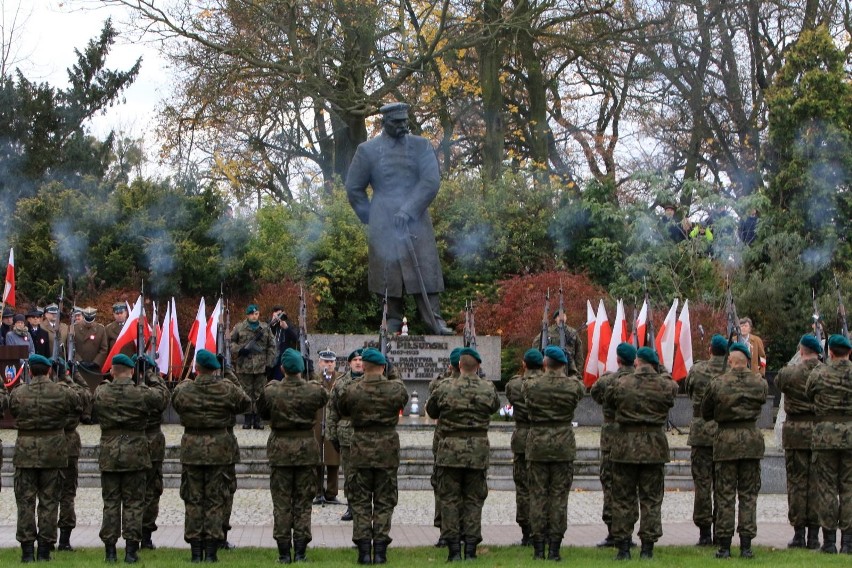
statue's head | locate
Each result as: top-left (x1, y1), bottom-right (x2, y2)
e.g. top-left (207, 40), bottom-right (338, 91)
top-left (380, 102), bottom-right (410, 139)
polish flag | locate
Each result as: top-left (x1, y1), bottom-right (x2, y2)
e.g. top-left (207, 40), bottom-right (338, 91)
top-left (206, 297), bottom-right (223, 351)
top-left (672, 300), bottom-right (693, 381)
top-left (583, 300), bottom-right (598, 385)
top-left (157, 298), bottom-right (183, 377)
top-left (102, 295), bottom-right (148, 373)
top-left (595, 300), bottom-right (612, 377)
top-left (605, 300), bottom-right (628, 372)
top-left (655, 298), bottom-right (679, 373)
top-left (2, 248), bottom-right (14, 307)
top-left (634, 299), bottom-right (648, 347)
top-left (187, 297), bottom-right (207, 350)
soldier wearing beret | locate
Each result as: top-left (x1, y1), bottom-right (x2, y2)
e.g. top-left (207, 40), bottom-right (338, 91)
top-left (93, 354), bottom-right (165, 563)
top-left (337, 348), bottom-right (409, 564)
top-left (10, 354), bottom-right (82, 562)
top-left (606, 347), bottom-right (678, 560)
top-left (40, 303), bottom-right (69, 358)
top-left (230, 304), bottom-right (277, 430)
top-left (259, 349), bottom-right (329, 563)
top-left (426, 347), bottom-right (499, 561)
top-left (701, 342), bottom-right (768, 559)
top-left (523, 345), bottom-right (585, 561)
top-left (105, 303), bottom-right (136, 358)
top-left (684, 334), bottom-right (728, 546)
top-left (172, 349), bottom-right (251, 562)
top-left (345, 102), bottom-right (452, 336)
top-left (590, 342), bottom-right (637, 548)
top-left (776, 334), bottom-right (824, 549)
top-left (73, 307), bottom-right (109, 390)
top-left (313, 349), bottom-right (342, 505)
top-left (805, 334), bottom-right (852, 554)
top-left (25, 309), bottom-right (51, 358)
top-left (327, 348), bottom-right (365, 522)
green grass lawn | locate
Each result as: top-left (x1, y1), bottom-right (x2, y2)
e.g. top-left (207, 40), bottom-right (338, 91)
top-left (0, 545), bottom-right (847, 566)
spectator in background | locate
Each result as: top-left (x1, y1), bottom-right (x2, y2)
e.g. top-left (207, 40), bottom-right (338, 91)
top-left (6, 314), bottom-right (35, 357)
top-left (26, 309), bottom-right (51, 358)
top-left (269, 306), bottom-right (300, 381)
top-left (739, 209), bottom-right (759, 245)
top-left (0, 306), bottom-right (15, 343)
top-left (660, 204), bottom-right (690, 243)
top-left (739, 318), bottom-right (767, 378)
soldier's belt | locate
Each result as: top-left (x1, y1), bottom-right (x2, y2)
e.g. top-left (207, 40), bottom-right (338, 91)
top-left (443, 430), bottom-right (487, 438)
top-left (619, 424), bottom-right (663, 433)
top-left (184, 427), bottom-right (228, 435)
top-left (354, 425), bottom-right (396, 433)
top-left (717, 420), bottom-right (755, 429)
top-left (101, 429), bottom-right (145, 437)
top-left (530, 420), bottom-right (574, 428)
top-left (272, 428), bottom-right (314, 437)
top-left (17, 429), bottom-right (63, 437)
top-left (816, 414), bottom-right (852, 423)
top-left (785, 413), bottom-right (816, 422)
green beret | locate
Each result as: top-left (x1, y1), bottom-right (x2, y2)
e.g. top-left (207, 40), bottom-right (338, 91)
top-left (729, 341), bottom-right (751, 360)
top-left (246, 304), bottom-right (259, 315)
top-left (523, 348), bottom-right (544, 367)
top-left (28, 353), bottom-right (53, 367)
top-left (616, 343), bottom-right (637, 364)
top-left (459, 346), bottom-right (482, 363)
top-left (195, 349), bottom-right (221, 370)
top-left (280, 348), bottom-right (305, 374)
top-left (112, 354), bottom-right (136, 369)
top-left (828, 334), bottom-right (852, 350)
top-left (449, 347), bottom-right (463, 367)
top-left (711, 334), bottom-right (728, 352)
top-left (543, 345), bottom-right (568, 364)
top-left (799, 334), bottom-right (823, 354)
top-left (361, 348), bottom-right (387, 366)
top-left (347, 348), bottom-right (364, 362)
top-left (636, 347), bottom-right (660, 365)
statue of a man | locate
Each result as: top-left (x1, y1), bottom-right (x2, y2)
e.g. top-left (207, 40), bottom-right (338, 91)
top-left (345, 102), bottom-right (452, 335)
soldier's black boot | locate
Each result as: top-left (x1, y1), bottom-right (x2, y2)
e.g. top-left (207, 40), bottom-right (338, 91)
top-left (739, 537), bottom-right (753, 559)
top-left (640, 541), bottom-right (654, 559)
top-left (105, 542), bottom-right (118, 563)
top-left (435, 537), bottom-right (447, 547)
top-left (446, 539), bottom-right (462, 562)
top-left (547, 539), bottom-right (562, 561)
top-left (463, 541), bottom-right (477, 560)
top-left (204, 539), bottom-right (219, 563)
top-left (253, 413), bottom-right (264, 430)
top-left (840, 532), bottom-right (852, 554)
top-left (219, 530), bottom-right (236, 551)
top-left (520, 525), bottom-right (532, 547)
top-left (36, 539), bottom-right (51, 562)
top-left (57, 528), bottom-right (74, 551)
top-left (806, 526), bottom-right (821, 550)
top-left (614, 538), bottom-right (631, 561)
top-left (715, 536), bottom-right (732, 559)
top-left (341, 506), bottom-right (353, 521)
top-left (293, 540), bottom-right (308, 562)
top-left (787, 527), bottom-right (805, 548)
top-left (21, 542), bottom-right (35, 563)
top-left (355, 539), bottom-right (372, 564)
top-left (532, 539), bottom-right (546, 560)
top-left (243, 413), bottom-right (253, 429)
top-left (189, 540), bottom-right (203, 563)
top-left (373, 540), bottom-right (388, 564)
top-left (124, 540), bottom-right (140, 564)
top-left (141, 529), bottom-right (156, 550)
top-left (821, 528), bottom-right (837, 554)
top-left (698, 525), bottom-right (714, 546)
top-left (597, 524), bottom-right (617, 547)
top-left (276, 540), bottom-right (291, 564)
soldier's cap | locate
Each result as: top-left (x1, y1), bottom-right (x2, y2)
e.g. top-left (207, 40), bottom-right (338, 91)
top-left (112, 353), bottom-right (135, 369)
top-left (195, 349), bottom-right (221, 370)
top-left (245, 304), bottom-right (259, 315)
top-left (318, 349), bottom-right (336, 361)
top-left (523, 348), bottom-right (544, 367)
top-left (728, 341), bottom-right (751, 360)
top-left (361, 348), bottom-right (387, 366)
top-left (449, 347), bottom-right (463, 367)
top-left (636, 347), bottom-right (659, 365)
top-left (25, 308), bottom-right (43, 318)
top-left (799, 334), bottom-right (823, 354)
top-left (280, 348), bottom-right (305, 374)
top-left (13, 313), bottom-right (25, 323)
top-left (543, 345), bottom-right (568, 364)
top-left (710, 334), bottom-right (728, 352)
top-left (379, 102), bottom-right (409, 120)
top-left (2, 307), bottom-right (14, 318)
top-left (82, 307), bottom-right (97, 321)
top-left (44, 303), bottom-right (60, 314)
top-left (459, 346), bottom-right (482, 363)
top-left (112, 302), bottom-right (127, 313)
top-left (552, 309), bottom-right (565, 320)
top-left (347, 348), bottom-right (364, 362)
top-left (71, 306), bottom-right (83, 315)
top-left (616, 343), bottom-right (637, 364)
top-left (28, 353), bottom-right (53, 367)
top-left (828, 334), bottom-right (852, 350)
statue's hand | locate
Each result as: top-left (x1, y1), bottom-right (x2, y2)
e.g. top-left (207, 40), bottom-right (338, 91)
top-left (393, 211), bottom-right (411, 231)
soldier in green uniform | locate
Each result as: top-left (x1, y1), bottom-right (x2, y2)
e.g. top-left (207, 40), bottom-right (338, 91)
top-left (701, 342), bottom-right (767, 559)
top-left (806, 334), bottom-right (852, 554)
top-left (327, 348), bottom-right (365, 522)
top-left (684, 334), bottom-right (728, 546)
top-left (94, 354), bottom-right (165, 563)
top-left (230, 304), bottom-right (276, 429)
top-left (776, 334), bottom-right (824, 549)
top-left (504, 348), bottom-right (544, 547)
top-left (258, 348), bottom-right (329, 563)
top-left (337, 348), bottom-right (409, 565)
top-left (426, 347), bottom-right (499, 562)
top-left (10, 354), bottom-right (81, 562)
top-left (606, 347), bottom-right (678, 560)
top-left (590, 342), bottom-right (636, 548)
top-left (533, 310), bottom-right (585, 374)
top-left (172, 349), bottom-right (251, 562)
top-left (523, 345), bottom-right (585, 561)
top-left (139, 362), bottom-right (171, 551)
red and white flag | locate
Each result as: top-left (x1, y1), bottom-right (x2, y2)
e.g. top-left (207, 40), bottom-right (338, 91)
top-left (3, 248), bottom-right (15, 307)
top-left (672, 300), bottom-right (693, 381)
top-left (157, 297), bottom-right (183, 377)
top-left (655, 298), bottom-right (679, 373)
top-left (102, 295), bottom-right (148, 373)
top-left (595, 300), bottom-right (612, 377)
top-left (634, 299), bottom-right (648, 347)
top-left (605, 300), bottom-right (628, 373)
top-left (187, 297), bottom-right (207, 372)
top-left (206, 297), bottom-right (223, 351)
top-left (583, 300), bottom-right (597, 386)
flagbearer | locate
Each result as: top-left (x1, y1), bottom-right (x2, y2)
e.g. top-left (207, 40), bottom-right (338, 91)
top-left (230, 304), bottom-right (277, 429)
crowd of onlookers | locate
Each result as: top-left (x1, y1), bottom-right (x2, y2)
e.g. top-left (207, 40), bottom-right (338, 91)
top-left (660, 203), bottom-right (759, 249)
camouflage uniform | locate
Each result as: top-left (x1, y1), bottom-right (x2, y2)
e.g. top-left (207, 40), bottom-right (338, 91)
top-left (806, 358), bottom-right (852, 534)
top-left (606, 366), bottom-right (678, 545)
top-left (10, 374), bottom-right (81, 548)
top-left (258, 373), bottom-right (328, 547)
top-left (701, 368), bottom-right (767, 541)
top-left (504, 368), bottom-right (542, 540)
top-left (426, 373), bottom-right (499, 546)
top-left (172, 372), bottom-right (251, 545)
top-left (535, 324), bottom-right (584, 375)
top-left (776, 358), bottom-right (822, 533)
top-left (523, 368), bottom-right (585, 545)
top-left (140, 368), bottom-right (171, 544)
top-left (57, 372), bottom-right (92, 545)
top-left (337, 372), bottom-right (408, 546)
top-left (328, 370), bottom-right (363, 505)
top-left (428, 368), bottom-right (457, 532)
top-left (229, 319), bottom-right (276, 416)
top-left (94, 373), bottom-right (164, 545)
top-left (685, 355), bottom-right (726, 533)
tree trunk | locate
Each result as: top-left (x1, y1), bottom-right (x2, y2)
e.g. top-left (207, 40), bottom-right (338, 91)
top-left (477, 0), bottom-right (505, 182)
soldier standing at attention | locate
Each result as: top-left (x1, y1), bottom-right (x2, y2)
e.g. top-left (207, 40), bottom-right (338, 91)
top-left (139, 360), bottom-right (171, 551)
top-left (313, 349), bottom-right (341, 505)
top-left (258, 348), bottom-right (329, 563)
top-left (684, 334), bottom-right (728, 546)
top-left (606, 347), bottom-right (678, 560)
top-left (10, 354), bottom-right (81, 562)
top-left (73, 307), bottom-right (108, 389)
top-left (426, 347), bottom-right (499, 562)
top-left (776, 335), bottom-right (824, 549)
top-left (523, 345), bottom-right (585, 561)
top-left (504, 349), bottom-right (544, 547)
top-left (590, 342), bottom-right (637, 548)
top-left (806, 334), bottom-right (852, 554)
top-left (701, 342), bottom-right (768, 559)
top-left (535, 310), bottom-right (585, 375)
top-left (338, 348), bottom-right (409, 564)
top-left (327, 348), bottom-right (365, 522)
top-left (105, 303), bottom-right (135, 357)
top-left (94, 354), bottom-right (164, 563)
top-left (40, 303), bottom-right (68, 357)
top-left (230, 304), bottom-right (276, 430)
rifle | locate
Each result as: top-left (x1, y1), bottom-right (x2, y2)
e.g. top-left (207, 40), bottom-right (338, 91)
top-left (223, 296), bottom-right (233, 370)
top-left (52, 286), bottom-right (65, 377)
top-left (379, 288), bottom-right (389, 359)
top-left (812, 289), bottom-right (826, 360)
top-left (299, 284), bottom-right (311, 375)
top-left (836, 272), bottom-right (849, 339)
top-left (630, 300), bottom-right (639, 349)
top-left (463, 300), bottom-right (478, 350)
top-left (136, 284), bottom-right (147, 385)
top-left (216, 290), bottom-right (226, 379)
top-left (67, 297), bottom-right (78, 380)
top-left (644, 278), bottom-right (681, 434)
top-left (723, 275), bottom-right (746, 368)
top-left (149, 300), bottom-right (159, 361)
top-left (557, 282), bottom-right (567, 351)
top-left (540, 289), bottom-right (551, 352)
